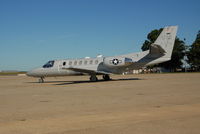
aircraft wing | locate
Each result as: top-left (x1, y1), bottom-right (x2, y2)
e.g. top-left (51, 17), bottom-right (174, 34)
top-left (62, 67), bottom-right (111, 75)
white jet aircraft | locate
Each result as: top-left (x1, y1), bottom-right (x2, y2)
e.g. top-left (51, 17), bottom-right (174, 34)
top-left (27, 26), bottom-right (178, 82)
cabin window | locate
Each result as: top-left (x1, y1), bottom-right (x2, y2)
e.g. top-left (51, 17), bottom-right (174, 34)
top-left (63, 62), bottom-right (66, 66)
top-left (84, 60), bottom-right (87, 65)
top-left (74, 61), bottom-right (77, 65)
top-left (69, 61), bottom-right (72, 65)
top-left (90, 60), bottom-right (93, 64)
top-left (79, 61), bottom-right (82, 65)
top-left (95, 60), bottom-right (98, 64)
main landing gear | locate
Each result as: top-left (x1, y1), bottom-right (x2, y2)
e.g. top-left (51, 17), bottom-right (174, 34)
top-left (38, 77), bottom-right (44, 83)
top-left (103, 74), bottom-right (111, 81)
top-left (89, 74), bottom-right (111, 82)
top-left (90, 75), bottom-right (98, 82)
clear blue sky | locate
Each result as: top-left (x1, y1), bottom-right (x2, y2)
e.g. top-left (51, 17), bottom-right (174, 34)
top-left (0, 0), bottom-right (199, 71)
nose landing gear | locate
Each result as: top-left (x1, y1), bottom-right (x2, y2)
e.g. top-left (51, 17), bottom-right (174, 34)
top-left (39, 77), bottom-right (44, 83)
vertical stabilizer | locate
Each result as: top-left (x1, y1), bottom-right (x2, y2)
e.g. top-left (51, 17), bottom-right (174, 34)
top-left (150, 26), bottom-right (178, 60)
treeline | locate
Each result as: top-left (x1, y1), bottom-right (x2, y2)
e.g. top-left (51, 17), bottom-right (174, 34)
top-left (141, 28), bottom-right (200, 72)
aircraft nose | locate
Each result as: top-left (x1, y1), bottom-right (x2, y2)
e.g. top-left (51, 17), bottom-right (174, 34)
top-left (26, 69), bottom-right (39, 77)
top-left (26, 70), bottom-right (34, 76)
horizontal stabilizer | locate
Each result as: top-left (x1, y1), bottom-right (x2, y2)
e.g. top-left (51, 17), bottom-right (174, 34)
top-left (150, 43), bottom-right (166, 55)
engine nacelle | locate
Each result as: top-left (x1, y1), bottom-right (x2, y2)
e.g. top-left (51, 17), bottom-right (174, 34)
top-left (103, 57), bottom-right (133, 67)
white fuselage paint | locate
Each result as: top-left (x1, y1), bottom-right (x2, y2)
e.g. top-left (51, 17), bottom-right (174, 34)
top-left (26, 50), bottom-right (154, 77)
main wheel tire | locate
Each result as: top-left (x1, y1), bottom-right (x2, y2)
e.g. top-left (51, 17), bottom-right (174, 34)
top-left (90, 75), bottom-right (98, 82)
top-left (103, 74), bottom-right (111, 81)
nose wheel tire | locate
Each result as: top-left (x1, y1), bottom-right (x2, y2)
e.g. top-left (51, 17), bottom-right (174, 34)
top-left (103, 74), bottom-right (111, 81)
top-left (90, 75), bottom-right (98, 82)
top-left (39, 77), bottom-right (44, 83)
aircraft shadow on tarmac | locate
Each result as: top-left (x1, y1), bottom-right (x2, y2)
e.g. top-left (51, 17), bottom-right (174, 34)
top-left (27, 78), bottom-right (143, 85)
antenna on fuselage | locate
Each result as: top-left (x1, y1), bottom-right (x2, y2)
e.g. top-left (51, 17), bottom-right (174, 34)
top-left (97, 54), bottom-right (103, 58)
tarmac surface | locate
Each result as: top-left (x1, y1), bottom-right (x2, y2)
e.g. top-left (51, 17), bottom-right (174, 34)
top-left (0, 73), bottom-right (200, 134)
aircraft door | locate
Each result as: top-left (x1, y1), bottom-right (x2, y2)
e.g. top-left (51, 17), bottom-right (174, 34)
top-left (58, 60), bottom-right (69, 75)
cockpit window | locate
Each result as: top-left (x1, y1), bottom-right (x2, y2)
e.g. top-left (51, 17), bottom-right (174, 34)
top-left (43, 60), bottom-right (54, 68)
